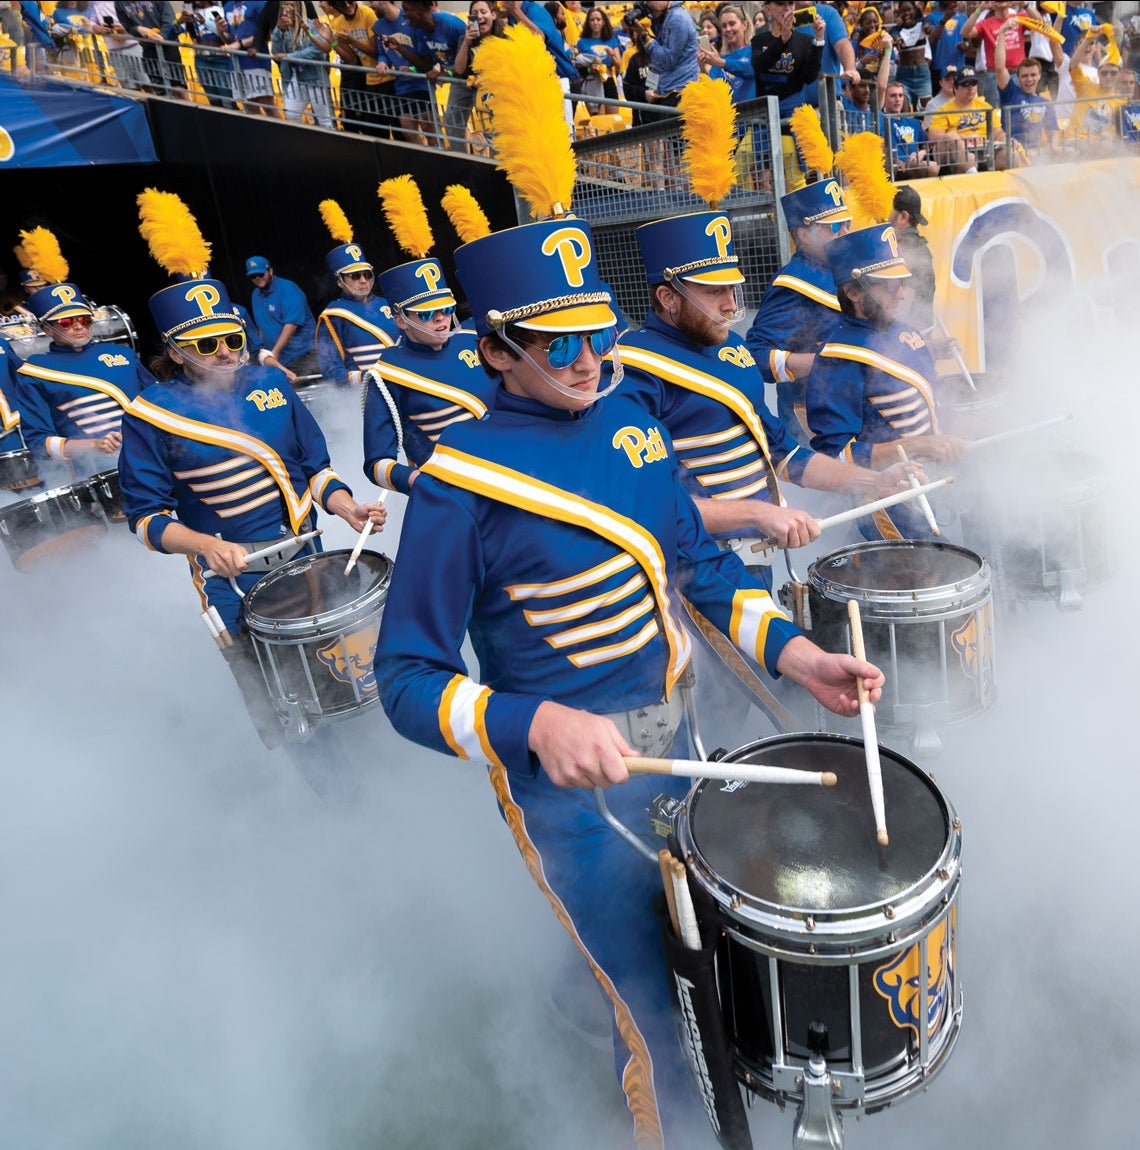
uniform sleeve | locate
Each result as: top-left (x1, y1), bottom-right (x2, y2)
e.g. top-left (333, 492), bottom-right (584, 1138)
top-left (375, 474), bottom-right (547, 776)
top-left (10, 368), bottom-right (62, 461)
top-left (362, 373), bottom-right (414, 495)
top-left (805, 353), bottom-right (873, 467)
top-left (119, 410), bottom-right (180, 551)
top-left (745, 286), bottom-right (809, 385)
top-left (672, 477), bottom-right (801, 674)
top-left (758, 397), bottom-right (813, 484)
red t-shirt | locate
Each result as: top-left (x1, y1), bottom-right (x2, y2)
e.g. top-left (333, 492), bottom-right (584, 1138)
top-left (974, 15), bottom-right (1026, 71)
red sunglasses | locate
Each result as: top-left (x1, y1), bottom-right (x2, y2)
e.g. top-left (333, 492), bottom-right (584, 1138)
top-left (53, 314), bottom-right (94, 329)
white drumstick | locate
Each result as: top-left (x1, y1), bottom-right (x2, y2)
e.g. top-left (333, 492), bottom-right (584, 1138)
top-left (670, 858), bottom-right (703, 950)
top-left (344, 491), bottom-right (387, 576)
top-left (201, 529), bottom-right (323, 580)
top-left (848, 599), bottom-right (888, 847)
top-left (935, 312), bottom-right (976, 392)
top-left (206, 605), bottom-right (233, 647)
top-left (750, 478), bottom-right (953, 555)
top-left (968, 414), bottom-right (1072, 450)
top-left (896, 444), bottom-right (939, 536)
top-left (625, 756), bottom-right (837, 787)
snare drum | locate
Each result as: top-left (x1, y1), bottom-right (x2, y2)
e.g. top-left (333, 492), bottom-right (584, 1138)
top-left (807, 541), bottom-right (996, 745)
top-left (89, 468), bottom-right (126, 522)
top-left (0, 478), bottom-right (108, 571)
top-left (243, 549), bottom-right (392, 739)
top-left (89, 304), bottom-right (137, 351)
top-left (676, 733), bottom-right (963, 1113)
top-left (0, 448), bottom-right (43, 493)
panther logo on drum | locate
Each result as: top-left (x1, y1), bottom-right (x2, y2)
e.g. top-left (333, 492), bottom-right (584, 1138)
top-left (950, 602), bottom-right (991, 682)
top-left (872, 917), bottom-right (951, 1037)
top-left (316, 623), bottom-right (380, 698)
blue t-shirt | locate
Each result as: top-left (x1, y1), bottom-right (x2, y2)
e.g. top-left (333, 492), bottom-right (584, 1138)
top-left (225, 1), bottom-right (270, 69)
top-left (925, 9), bottom-right (967, 73)
top-left (376, 12), bottom-right (428, 95)
top-left (794, 2), bottom-right (849, 76)
top-left (710, 44), bottom-right (755, 103)
top-left (414, 9), bottom-right (466, 70)
top-left (879, 111), bottom-right (928, 162)
top-left (250, 276), bottom-right (316, 364)
top-left (998, 80), bottom-right (1058, 148)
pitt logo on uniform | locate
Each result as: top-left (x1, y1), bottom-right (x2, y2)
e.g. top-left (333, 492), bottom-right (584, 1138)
top-left (613, 425), bottom-right (668, 468)
top-left (719, 345), bottom-right (756, 369)
top-left (458, 348), bottom-right (481, 369)
top-left (99, 352), bottom-right (130, 367)
top-left (246, 388), bottom-right (287, 411)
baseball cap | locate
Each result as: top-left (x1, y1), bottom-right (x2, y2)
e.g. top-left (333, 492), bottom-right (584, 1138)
top-left (955, 66), bottom-right (978, 85)
top-left (245, 255), bottom-right (271, 276)
top-left (892, 185), bottom-right (928, 227)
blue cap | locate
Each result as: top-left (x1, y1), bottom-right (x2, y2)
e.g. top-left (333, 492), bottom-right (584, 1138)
top-left (326, 243), bottom-right (372, 277)
top-left (780, 179), bottom-right (853, 231)
top-left (19, 268), bottom-right (47, 292)
top-left (378, 258), bottom-right (456, 313)
top-left (635, 211), bottom-right (745, 286)
top-left (149, 278), bottom-right (244, 342)
top-left (453, 219), bottom-right (615, 337)
top-left (25, 283), bottom-right (93, 322)
top-left (245, 255), bottom-right (271, 276)
top-left (826, 224), bottom-right (911, 285)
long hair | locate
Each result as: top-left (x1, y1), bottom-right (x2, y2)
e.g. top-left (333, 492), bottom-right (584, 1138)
top-left (583, 6), bottom-right (614, 39)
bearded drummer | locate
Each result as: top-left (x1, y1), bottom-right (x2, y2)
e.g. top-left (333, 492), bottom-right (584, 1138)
top-left (805, 224), bottom-right (967, 541)
top-left (13, 278), bottom-right (154, 485)
top-left (373, 209), bottom-right (886, 1147)
top-left (118, 273), bottom-right (386, 749)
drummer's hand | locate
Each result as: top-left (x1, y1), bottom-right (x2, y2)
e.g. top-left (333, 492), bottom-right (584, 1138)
top-left (201, 537), bottom-right (250, 578)
top-left (752, 503), bottom-right (820, 549)
top-left (101, 431), bottom-right (123, 453)
top-left (776, 635), bottom-right (884, 717)
top-left (528, 701), bottom-right (633, 789)
top-left (874, 460), bottom-right (927, 497)
top-left (327, 489), bottom-right (386, 532)
top-left (902, 434), bottom-right (969, 463)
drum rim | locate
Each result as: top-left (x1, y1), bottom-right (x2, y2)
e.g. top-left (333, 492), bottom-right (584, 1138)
top-left (243, 548), bottom-right (393, 638)
top-left (1, 476), bottom-right (99, 509)
top-left (808, 540), bottom-right (991, 611)
top-left (677, 733), bottom-right (962, 954)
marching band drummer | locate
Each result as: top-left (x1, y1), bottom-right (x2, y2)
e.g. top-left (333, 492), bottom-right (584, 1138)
top-left (11, 229), bottom-right (154, 485)
top-left (373, 211), bottom-right (886, 1148)
top-left (118, 195), bottom-right (385, 755)
top-left (805, 224), bottom-right (967, 541)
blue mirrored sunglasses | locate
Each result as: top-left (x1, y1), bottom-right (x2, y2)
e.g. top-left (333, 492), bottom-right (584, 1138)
top-left (818, 220), bottom-right (851, 235)
top-left (411, 304), bottom-right (455, 321)
top-left (526, 327), bottom-right (618, 370)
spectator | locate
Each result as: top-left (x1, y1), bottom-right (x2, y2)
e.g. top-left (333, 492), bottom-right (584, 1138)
top-left (84, 1), bottom-right (147, 90)
top-left (925, 60), bottom-right (959, 110)
top-left (888, 0), bottom-right (933, 107)
top-left (699, 3), bottom-right (753, 103)
top-left (179, 2), bottom-right (234, 108)
top-left (560, 0), bottom-right (584, 45)
top-left (322, 0), bottom-right (383, 135)
top-left (451, 0), bottom-right (505, 152)
top-left (927, 64), bottom-right (1007, 170)
top-left (222, 1), bottom-right (279, 117)
top-left (879, 77), bottom-right (941, 176)
top-left (245, 256), bottom-right (319, 377)
top-left (1056, 1), bottom-right (1098, 58)
top-left (575, 5), bottom-right (622, 115)
top-left (114, 1), bottom-right (189, 99)
top-left (271, 0), bottom-right (335, 128)
top-left (994, 15), bottom-right (1060, 156)
top-left (888, 185), bottom-right (936, 334)
top-left (961, 1), bottom-right (1025, 108)
top-left (852, 4), bottom-right (889, 77)
top-left (499, 1), bottom-right (580, 131)
top-left (699, 9), bottom-right (720, 53)
top-left (629, 0), bottom-right (699, 110)
top-left (1068, 34), bottom-right (1133, 144)
top-left (752, 6), bottom-right (766, 36)
top-left (371, 1), bottom-right (430, 143)
top-left (400, 0), bottom-right (467, 147)
top-left (840, 70), bottom-right (876, 134)
top-left (926, 0), bottom-right (966, 85)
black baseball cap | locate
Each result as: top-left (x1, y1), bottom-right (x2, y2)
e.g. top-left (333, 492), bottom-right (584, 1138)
top-left (893, 185), bottom-right (928, 226)
top-left (955, 66), bottom-right (979, 86)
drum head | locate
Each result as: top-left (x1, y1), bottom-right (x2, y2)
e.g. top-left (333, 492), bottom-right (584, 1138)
top-left (812, 541), bottom-right (981, 596)
top-left (688, 737), bottom-right (948, 913)
top-left (243, 550), bottom-right (390, 631)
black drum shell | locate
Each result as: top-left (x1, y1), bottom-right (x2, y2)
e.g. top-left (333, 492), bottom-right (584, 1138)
top-left (0, 449), bottom-right (43, 493)
top-left (0, 479), bottom-right (108, 571)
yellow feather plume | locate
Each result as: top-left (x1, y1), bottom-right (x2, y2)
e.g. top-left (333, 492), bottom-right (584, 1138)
top-left (441, 185), bottom-right (492, 244)
top-left (17, 227), bottom-right (69, 285)
top-left (136, 188), bottom-right (212, 278)
top-left (377, 175), bottom-right (434, 259)
top-left (790, 105), bottom-right (835, 176)
top-left (678, 75), bottom-right (737, 208)
top-left (834, 133), bottom-right (895, 228)
top-left (472, 24), bottom-right (575, 219)
top-left (319, 199), bottom-right (354, 245)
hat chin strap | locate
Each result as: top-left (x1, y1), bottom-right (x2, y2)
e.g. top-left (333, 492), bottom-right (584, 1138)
top-left (401, 311), bottom-right (458, 344)
top-left (668, 278), bottom-right (745, 326)
top-left (499, 329), bottom-right (624, 405)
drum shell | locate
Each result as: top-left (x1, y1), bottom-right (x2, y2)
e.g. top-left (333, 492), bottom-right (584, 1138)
top-left (0, 449), bottom-right (43, 493)
top-left (676, 734), bottom-right (962, 1111)
top-left (807, 541), bottom-right (996, 729)
top-left (242, 550), bottom-right (392, 723)
top-left (90, 305), bottom-right (137, 351)
top-left (89, 468), bottom-right (126, 522)
top-left (0, 479), bottom-right (108, 570)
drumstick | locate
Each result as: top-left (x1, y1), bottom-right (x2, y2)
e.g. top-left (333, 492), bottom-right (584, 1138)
top-left (968, 414), bottom-right (1073, 451)
top-left (625, 756), bottom-right (837, 787)
top-left (659, 849), bottom-right (682, 940)
top-left (895, 444), bottom-right (939, 536)
top-left (847, 599), bottom-right (888, 847)
top-left (670, 857), bottom-right (703, 950)
top-left (935, 312), bottom-right (976, 392)
top-left (200, 609), bottom-right (225, 650)
top-left (344, 491), bottom-right (387, 576)
top-left (201, 529), bottom-right (323, 580)
top-left (749, 478), bottom-right (953, 554)
top-left (206, 605), bottom-right (233, 647)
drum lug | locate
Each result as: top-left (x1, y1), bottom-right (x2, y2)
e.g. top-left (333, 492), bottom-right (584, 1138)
top-left (883, 905), bottom-right (895, 920)
top-left (805, 915), bottom-right (816, 932)
top-left (938, 868), bottom-right (950, 882)
top-left (792, 1053), bottom-right (845, 1150)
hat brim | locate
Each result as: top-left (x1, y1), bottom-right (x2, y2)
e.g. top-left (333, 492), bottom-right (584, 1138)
top-left (407, 292), bottom-right (457, 312)
top-left (515, 301), bottom-right (617, 333)
top-left (337, 261), bottom-right (374, 275)
top-left (863, 265), bottom-right (913, 280)
top-left (682, 267), bottom-right (746, 285)
top-left (173, 318), bottom-right (245, 339)
top-left (804, 207), bottom-right (854, 227)
top-left (43, 304), bottom-right (95, 321)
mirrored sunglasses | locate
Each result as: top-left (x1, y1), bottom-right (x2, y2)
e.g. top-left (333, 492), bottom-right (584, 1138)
top-left (411, 304), bottom-right (455, 321)
top-left (343, 269), bottom-right (374, 281)
top-left (53, 314), bottom-right (94, 329)
top-left (817, 220), bottom-right (851, 235)
top-left (525, 327), bottom-right (618, 370)
top-left (176, 331), bottom-right (247, 356)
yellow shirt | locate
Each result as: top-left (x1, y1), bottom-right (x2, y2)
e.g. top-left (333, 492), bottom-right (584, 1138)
top-left (330, 8), bottom-right (382, 85)
top-left (1069, 68), bottom-right (1126, 137)
top-left (929, 95), bottom-right (995, 139)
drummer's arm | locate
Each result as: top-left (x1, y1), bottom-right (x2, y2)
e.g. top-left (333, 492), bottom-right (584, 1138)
top-left (157, 522), bottom-right (251, 577)
top-left (804, 356), bottom-right (873, 466)
top-left (800, 449), bottom-right (925, 497)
